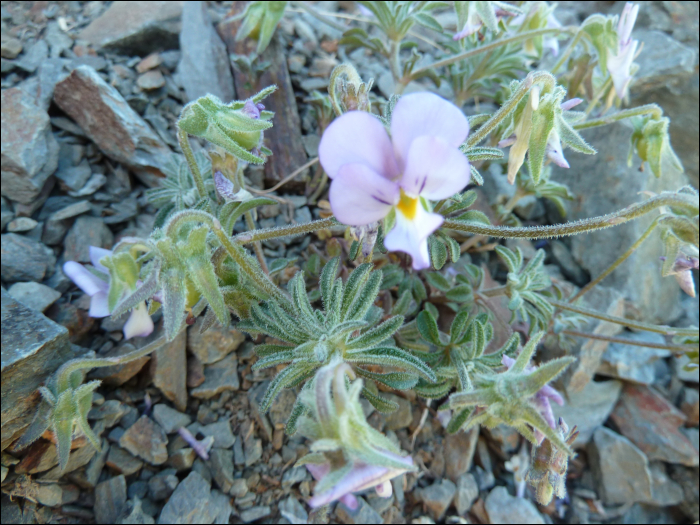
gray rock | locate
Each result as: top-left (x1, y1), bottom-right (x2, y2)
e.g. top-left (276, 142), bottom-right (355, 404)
top-left (1, 38), bottom-right (22, 59)
top-left (230, 478), bottom-right (248, 498)
top-left (79, 1), bottom-right (183, 55)
top-left (88, 399), bottom-right (129, 428)
top-left (137, 70), bottom-right (166, 91)
top-left (631, 30), bottom-right (696, 95)
top-left (187, 317), bottom-right (245, 364)
top-left (95, 475), bottom-right (128, 524)
top-left (382, 393), bottom-right (413, 431)
top-left (417, 479), bottom-right (457, 522)
top-left (69, 173), bottom-right (107, 197)
top-left (84, 438), bottom-right (110, 487)
top-left (1, 288), bottom-right (71, 449)
top-left (120, 416), bottom-right (169, 465)
top-left (63, 216), bottom-right (114, 263)
top-left (484, 486), bottom-right (544, 524)
top-left (39, 440), bottom-right (97, 479)
top-left (278, 496), bottom-right (308, 524)
top-left (550, 240), bottom-right (588, 286)
top-left (152, 404), bottom-right (191, 434)
top-left (269, 389), bottom-right (297, 429)
top-left (1, 233), bottom-right (55, 282)
top-left (121, 497), bottom-right (156, 524)
top-left (552, 379), bottom-right (623, 446)
top-left (588, 427), bottom-right (653, 505)
top-left (158, 471), bottom-right (215, 524)
top-left (1, 88), bottom-right (59, 204)
top-left (23, 58), bottom-right (70, 111)
top-left (167, 447), bottom-right (196, 472)
top-left (53, 66), bottom-right (174, 188)
top-left (55, 160), bottom-right (92, 192)
top-left (200, 420), bottom-right (236, 449)
top-left (6, 217), bottom-right (37, 232)
top-left (45, 21), bottom-right (73, 58)
top-left (598, 332), bottom-right (671, 384)
top-left (209, 448), bottom-right (234, 493)
top-left (554, 119), bottom-right (687, 323)
top-left (335, 497), bottom-right (382, 525)
top-left (177, 1), bottom-right (234, 103)
top-left (49, 199), bottom-right (92, 221)
top-left (454, 473), bottom-right (479, 516)
top-left (281, 466), bottom-right (309, 488)
top-left (149, 469), bottom-right (179, 501)
top-left (7, 281), bottom-right (61, 312)
top-left (239, 506), bottom-right (271, 523)
top-left (244, 436), bottom-right (263, 467)
top-left (15, 39), bottom-right (48, 74)
top-left (1, 197), bottom-right (14, 231)
top-left (648, 461), bottom-right (684, 506)
top-left (191, 353), bottom-right (239, 399)
top-left (106, 446), bottom-right (144, 476)
top-left (210, 489), bottom-right (233, 525)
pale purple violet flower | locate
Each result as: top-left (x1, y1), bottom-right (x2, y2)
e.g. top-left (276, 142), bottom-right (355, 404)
top-left (318, 93), bottom-right (470, 270)
top-left (63, 246), bottom-right (154, 340)
top-left (607, 2), bottom-right (639, 100)
top-left (502, 354), bottom-right (564, 444)
top-left (510, 4), bottom-right (561, 56)
top-left (306, 450), bottom-right (414, 509)
top-left (454, 6), bottom-right (518, 40)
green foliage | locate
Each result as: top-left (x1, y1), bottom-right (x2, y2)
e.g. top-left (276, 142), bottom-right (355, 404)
top-left (629, 114), bottom-right (684, 179)
top-left (235, 1), bottom-right (288, 55)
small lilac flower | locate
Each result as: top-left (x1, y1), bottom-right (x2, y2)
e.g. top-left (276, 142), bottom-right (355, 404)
top-left (318, 93), bottom-right (470, 270)
top-left (661, 255), bottom-right (699, 298)
top-left (502, 354), bottom-right (564, 443)
top-left (63, 246), bottom-right (154, 340)
top-left (306, 450), bottom-right (414, 509)
top-left (607, 2), bottom-right (639, 100)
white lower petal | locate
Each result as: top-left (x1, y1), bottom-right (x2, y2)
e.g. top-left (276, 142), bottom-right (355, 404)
top-left (89, 291), bottom-right (111, 318)
top-left (123, 301), bottom-right (154, 339)
top-left (384, 204), bottom-right (443, 270)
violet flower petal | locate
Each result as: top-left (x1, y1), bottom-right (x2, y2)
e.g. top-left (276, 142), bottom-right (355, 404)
top-left (384, 206), bottom-right (443, 271)
top-left (390, 93), bottom-right (469, 171)
top-left (560, 98), bottom-right (584, 111)
top-left (329, 163), bottom-right (400, 226)
top-left (89, 246), bottom-right (112, 275)
top-left (545, 130), bottom-right (570, 169)
top-left (319, 111), bottom-right (398, 180)
top-left (63, 261), bottom-right (109, 297)
top-left (123, 301), bottom-right (155, 339)
top-left (308, 463), bottom-right (390, 508)
top-left (375, 480), bottom-right (393, 498)
top-left (89, 290), bottom-right (111, 318)
top-left (400, 135), bottom-right (470, 200)
top-left (340, 494), bottom-right (359, 510)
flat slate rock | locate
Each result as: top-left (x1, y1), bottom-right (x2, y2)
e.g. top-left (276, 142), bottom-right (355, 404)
top-left (1, 289), bottom-right (71, 449)
top-left (485, 486), bottom-right (544, 524)
top-left (120, 416), bottom-right (168, 465)
top-left (158, 471), bottom-right (215, 524)
top-left (1, 233), bottom-right (55, 283)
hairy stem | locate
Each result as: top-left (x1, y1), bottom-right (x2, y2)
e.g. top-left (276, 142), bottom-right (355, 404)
top-left (549, 299), bottom-right (699, 337)
top-left (560, 330), bottom-right (694, 355)
top-left (480, 285), bottom-right (508, 297)
top-left (464, 71), bottom-right (556, 148)
top-left (584, 75), bottom-right (613, 116)
top-left (234, 217), bottom-right (339, 244)
top-left (410, 27), bottom-right (574, 82)
top-left (177, 128), bottom-right (208, 202)
top-left (574, 104), bottom-right (663, 131)
top-left (550, 30), bottom-right (583, 75)
top-left (212, 222), bottom-right (292, 309)
top-left (569, 217), bottom-right (660, 302)
top-left (443, 192), bottom-right (698, 239)
top-left (389, 39), bottom-right (404, 94)
top-left (244, 211), bottom-right (269, 274)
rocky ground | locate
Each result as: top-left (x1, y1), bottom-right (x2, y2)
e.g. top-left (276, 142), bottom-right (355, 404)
top-left (1, 1), bottom-right (698, 524)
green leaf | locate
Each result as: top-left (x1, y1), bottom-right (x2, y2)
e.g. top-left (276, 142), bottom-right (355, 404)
top-left (429, 235), bottom-right (448, 270)
top-left (346, 347), bottom-right (437, 382)
top-left (425, 272), bottom-right (451, 292)
top-left (346, 316), bottom-right (404, 351)
top-left (355, 368), bottom-right (419, 391)
top-left (446, 407), bottom-right (472, 434)
top-left (417, 310), bottom-right (442, 346)
top-left (362, 387), bottom-right (399, 413)
top-left (320, 257), bottom-right (340, 312)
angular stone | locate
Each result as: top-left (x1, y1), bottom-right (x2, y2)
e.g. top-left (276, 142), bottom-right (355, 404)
top-left (444, 427), bottom-right (479, 482)
top-left (588, 427), bottom-right (653, 505)
top-left (553, 379), bottom-right (623, 446)
top-left (88, 399), bottom-right (129, 428)
top-left (40, 441), bottom-right (96, 480)
top-left (335, 497), bottom-right (381, 525)
top-left (88, 342), bottom-right (150, 386)
top-left (137, 70), bottom-right (165, 91)
top-left (382, 393), bottom-right (413, 431)
top-left (106, 446), bottom-right (144, 476)
top-left (484, 486), bottom-right (544, 524)
top-left (1, 289), bottom-right (71, 449)
top-left (269, 389), bottom-right (296, 429)
top-left (79, 1), bottom-right (183, 55)
top-left (84, 438), bottom-right (110, 487)
top-left (648, 461), bottom-right (684, 506)
top-left (1, 233), bottom-right (55, 283)
top-left (210, 489), bottom-right (233, 525)
top-left (597, 332), bottom-right (670, 384)
top-left (153, 404), bottom-right (192, 434)
top-left (199, 420), bottom-right (235, 449)
top-left (167, 447), bottom-right (196, 472)
top-left (14, 440), bottom-right (59, 474)
top-left (95, 475), bottom-right (127, 524)
top-left (240, 506), bottom-right (271, 524)
top-left (149, 468), bottom-right (179, 501)
top-left (209, 448), bottom-right (234, 493)
top-left (7, 281), bottom-right (61, 312)
top-left (562, 286), bottom-right (625, 394)
top-left (177, 1), bottom-right (235, 103)
top-left (53, 66), bottom-right (173, 188)
top-left (1, 88), bottom-right (59, 204)
top-left (1, 38), bottom-right (22, 59)
top-left (417, 479), bottom-right (457, 522)
top-left (631, 30), bottom-right (697, 95)
top-left (454, 473), bottom-right (478, 516)
top-left (158, 471), bottom-right (214, 524)
top-left (680, 387), bottom-right (699, 427)
top-left (554, 120), bottom-right (687, 323)
top-left (186, 353), bottom-right (206, 387)
top-left (610, 383), bottom-right (698, 466)
top-left (63, 216), bottom-right (114, 263)
top-left (187, 316), bottom-right (245, 364)
top-left (6, 217), bottom-right (37, 232)
top-left (150, 328), bottom-right (187, 411)
top-left (120, 416), bottom-right (168, 465)
top-left (136, 53), bottom-right (163, 73)
top-left (279, 496), bottom-right (308, 524)
top-left (121, 497), bottom-right (155, 525)
top-left (55, 161), bottom-right (92, 193)
top-left (191, 353), bottom-right (239, 399)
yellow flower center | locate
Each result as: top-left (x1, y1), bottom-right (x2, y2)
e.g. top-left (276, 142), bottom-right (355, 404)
top-left (396, 189), bottom-right (419, 220)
